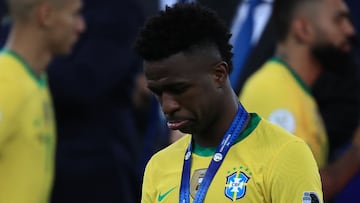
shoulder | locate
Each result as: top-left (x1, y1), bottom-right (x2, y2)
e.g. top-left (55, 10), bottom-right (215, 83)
top-left (241, 59), bottom-right (294, 94)
top-left (144, 134), bottom-right (190, 177)
top-left (240, 59), bottom-right (297, 110)
top-left (149, 134), bottom-right (191, 163)
top-left (0, 53), bottom-right (34, 118)
top-left (240, 60), bottom-right (301, 131)
top-left (252, 119), bottom-right (322, 199)
top-left (250, 118), bottom-right (309, 158)
top-left (255, 118), bottom-right (304, 143)
top-left (0, 51), bottom-right (29, 85)
top-left (255, 119), bottom-right (319, 173)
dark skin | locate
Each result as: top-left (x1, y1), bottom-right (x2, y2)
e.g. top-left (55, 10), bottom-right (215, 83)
top-left (144, 46), bottom-right (241, 148)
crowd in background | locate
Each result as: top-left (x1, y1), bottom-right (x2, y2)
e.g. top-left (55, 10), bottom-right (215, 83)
top-left (0, 0), bottom-right (359, 202)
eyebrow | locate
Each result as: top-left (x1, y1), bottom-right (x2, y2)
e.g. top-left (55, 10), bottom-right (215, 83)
top-left (148, 81), bottom-right (190, 93)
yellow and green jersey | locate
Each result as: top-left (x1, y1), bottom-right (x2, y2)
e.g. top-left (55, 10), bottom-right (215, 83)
top-left (142, 114), bottom-right (323, 203)
top-left (0, 50), bottom-right (56, 203)
top-left (240, 58), bottom-right (328, 168)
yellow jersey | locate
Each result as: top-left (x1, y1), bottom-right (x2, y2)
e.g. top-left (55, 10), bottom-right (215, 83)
top-left (142, 114), bottom-right (323, 203)
top-left (240, 58), bottom-right (328, 168)
top-left (0, 50), bottom-right (56, 203)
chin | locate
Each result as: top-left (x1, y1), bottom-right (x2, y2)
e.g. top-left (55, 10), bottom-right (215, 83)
top-left (54, 47), bottom-right (72, 56)
top-left (177, 127), bottom-right (193, 135)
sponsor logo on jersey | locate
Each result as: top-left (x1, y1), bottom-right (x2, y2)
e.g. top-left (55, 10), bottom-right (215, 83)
top-left (157, 186), bottom-right (177, 202)
top-left (224, 166), bottom-right (251, 201)
top-left (190, 168), bottom-right (207, 198)
top-left (302, 191), bottom-right (320, 203)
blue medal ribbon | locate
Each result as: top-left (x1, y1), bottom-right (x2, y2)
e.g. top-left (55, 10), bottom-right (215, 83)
top-left (179, 104), bottom-right (248, 203)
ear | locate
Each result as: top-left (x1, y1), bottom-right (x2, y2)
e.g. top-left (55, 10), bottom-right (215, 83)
top-left (212, 61), bottom-right (228, 87)
top-left (292, 17), bottom-right (313, 44)
top-left (36, 2), bottom-right (55, 27)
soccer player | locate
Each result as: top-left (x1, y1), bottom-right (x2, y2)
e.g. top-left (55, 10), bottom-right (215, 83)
top-left (240, 0), bottom-right (360, 201)
top-left (135, 3), bottom-right (323, 203)
top-left (0, 0), bottom-right (85, 202)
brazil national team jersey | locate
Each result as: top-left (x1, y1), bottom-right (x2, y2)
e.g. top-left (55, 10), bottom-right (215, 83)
top-left (240, 58), bottom-right (328, 168)
top-left (142, 114), bottom-right (323, 203)
top-left (0, 50), bottom-right (56, 203)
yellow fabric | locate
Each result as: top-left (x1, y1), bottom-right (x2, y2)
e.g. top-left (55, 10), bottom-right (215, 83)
top-left (141, 115), bottom-right (323, 203)
top-left (240, 59), bottom-right (328, 168)
top-left (0, 50), bottom-right (56, 203)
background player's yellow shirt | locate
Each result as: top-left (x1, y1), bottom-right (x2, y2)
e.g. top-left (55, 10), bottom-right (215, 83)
top-left (0, 50), bottom-right (56, 203)
top-left (240, 58), bottom-right (328, 168)
top-left (142, 114), bottom-right (323, 203)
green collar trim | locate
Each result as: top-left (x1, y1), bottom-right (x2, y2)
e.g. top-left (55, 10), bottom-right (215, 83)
top-left (1, 49), bottom-right (47, 87)
top-left (193, 113), bottom-right (261, 157)
top-left (270, 57), bottom-right (312, 95)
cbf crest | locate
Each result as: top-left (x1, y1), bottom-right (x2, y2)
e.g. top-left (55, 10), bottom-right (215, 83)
top-left (224, 167), bottom-right (251, 201)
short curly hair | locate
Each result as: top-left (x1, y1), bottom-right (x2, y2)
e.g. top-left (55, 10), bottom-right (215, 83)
top-left (134, 3), bottom-right (233, 72)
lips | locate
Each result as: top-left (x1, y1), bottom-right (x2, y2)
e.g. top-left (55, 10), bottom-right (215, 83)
top-left (167, 120), bottom-right (189, 130)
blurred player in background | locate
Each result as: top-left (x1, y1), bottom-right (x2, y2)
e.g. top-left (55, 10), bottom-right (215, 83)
top-left (0, 0), bottom-right (85, 202)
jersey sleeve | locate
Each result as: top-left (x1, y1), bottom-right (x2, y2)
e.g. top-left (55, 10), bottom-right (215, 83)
top-left (266, 140), bottom-right (324, 203)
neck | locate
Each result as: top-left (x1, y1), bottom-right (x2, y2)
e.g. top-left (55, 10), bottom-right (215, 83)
top-left (5, 23), bottom-right (52, 77)
top-left (192, 86), bottom-right (243, 148)
top-left (276, 42), bottom-right (322, 87)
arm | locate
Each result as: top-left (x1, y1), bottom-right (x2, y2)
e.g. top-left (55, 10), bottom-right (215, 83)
top-left (320, 124), bottom-right (360, 201)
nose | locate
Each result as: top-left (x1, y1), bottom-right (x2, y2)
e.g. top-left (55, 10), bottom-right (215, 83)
top-left (160, 92), bottom-right (180, 116)
top-left (344, 19), bottom-right (356, 37)
top-left (76, 16), bottom-right (86, 34)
